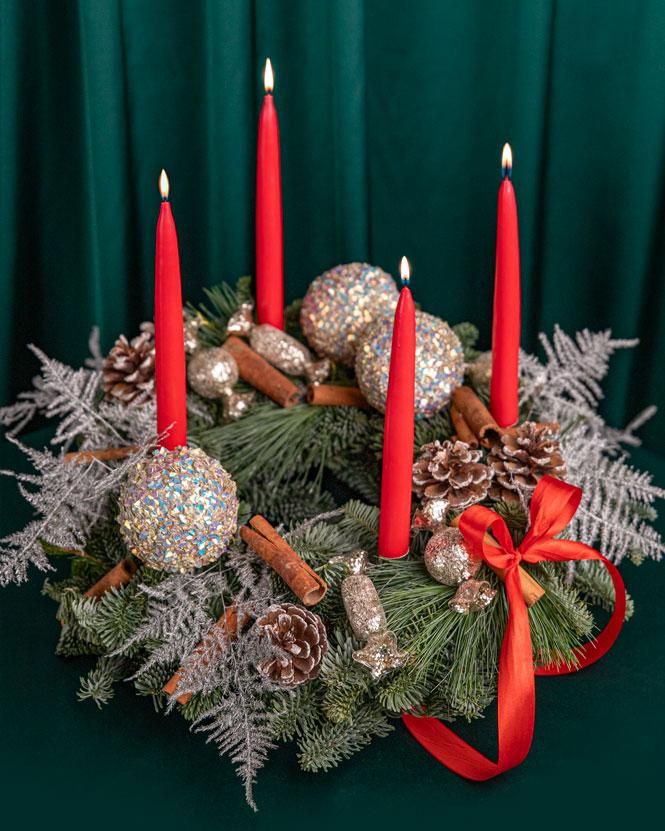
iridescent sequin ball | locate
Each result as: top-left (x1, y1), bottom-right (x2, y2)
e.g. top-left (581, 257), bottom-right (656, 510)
top-left (300, 263), bottom-right (399, 365)
top-left (118, 447), bottom-right (238, 573)
top-left (355, 310), bottom-right (464, 418)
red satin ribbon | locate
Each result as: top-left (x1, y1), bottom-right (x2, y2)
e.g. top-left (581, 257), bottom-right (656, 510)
top-left (402, 474), bottom-right (625, 780)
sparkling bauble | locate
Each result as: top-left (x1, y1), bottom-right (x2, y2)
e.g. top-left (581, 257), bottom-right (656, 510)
top-left (187, 347), bottom-right (239, 398)
top-left (300, 263), bottom-right (399, 365)
top-left (118, 447), bottom-right (238, 572)
top-left (423, 527), bottom-right (482, 585)
top-left (355, 311), bottom-right (464, 418)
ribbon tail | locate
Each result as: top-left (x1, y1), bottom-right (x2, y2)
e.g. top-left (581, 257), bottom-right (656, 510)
top-left (403, 566), bottom-right (535, 779)
top-left (536, 554), bottom-right (626, 675)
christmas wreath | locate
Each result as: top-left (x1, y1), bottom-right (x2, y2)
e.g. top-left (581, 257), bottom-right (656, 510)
top-left (1, 267), bottom-right (662, 809)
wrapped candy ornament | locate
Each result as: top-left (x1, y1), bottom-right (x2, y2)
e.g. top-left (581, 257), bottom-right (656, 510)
top-left (355, 310), bottom-right (465, 418)
top-left (227, 302), bottom-right (330, 384)
top-left (300, 263), bottom-right (399, 365)
top-left (331, 550), bottom-right (409, 679)
top-left (118, 446), bottom-right (238, 573)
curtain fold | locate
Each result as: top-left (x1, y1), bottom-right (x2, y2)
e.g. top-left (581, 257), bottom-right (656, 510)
top-left (1, 0), bottom-right (664, 453)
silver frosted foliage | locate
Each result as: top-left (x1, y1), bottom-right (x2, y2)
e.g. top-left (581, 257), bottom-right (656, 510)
top-left (300, 263), bottom-right (399, 365)
top-left (331, 549), bottom-right (409, 679)
top-left (448, 578), bottom-right (496, 614)
top-left (424, 527), bottom-right (482, 586)
top-left (355, 310), bottom-right (464, 418)
top-left (228, 301), bottom-right (330, 383)
top-left (118, 446), bottom-right (238, 572)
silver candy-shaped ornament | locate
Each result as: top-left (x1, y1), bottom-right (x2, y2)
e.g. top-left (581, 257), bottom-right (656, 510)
top-left (227, 302), bottom-right (330, 384)
top-left (184, 315), bottom-right (254, 419)
top-left (423, 527), bottom-right (495, 614)
top-left (330, 550), bottom-right (409, 680)
top-left (448, 579), bottom-right (496, 614)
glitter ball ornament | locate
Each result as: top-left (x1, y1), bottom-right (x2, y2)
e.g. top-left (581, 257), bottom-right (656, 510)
top-left (355, 311), bottom-right (464, 418)
top-left (424, 527), bottom-right (482, 585)
top-left (118, 447), bottom-right (238, 572)
top-left (300, 263), bottom-right (399, 365)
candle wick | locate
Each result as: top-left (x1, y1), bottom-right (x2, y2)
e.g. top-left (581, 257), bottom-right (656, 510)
top-left (401, 277), bottom-right (410, 288)
top-left (502, 166), bottom-right (512, 181)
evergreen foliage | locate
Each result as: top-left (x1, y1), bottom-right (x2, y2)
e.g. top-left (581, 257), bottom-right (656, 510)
top-left (0, 278), bottom-right (662, 809)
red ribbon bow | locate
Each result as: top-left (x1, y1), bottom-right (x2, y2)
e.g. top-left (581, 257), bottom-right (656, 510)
top-left (402, 474), bottom-right (626, 780)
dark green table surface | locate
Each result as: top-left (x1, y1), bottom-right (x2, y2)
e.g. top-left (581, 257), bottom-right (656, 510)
top-left (1, 434), bottom-right (663, 831)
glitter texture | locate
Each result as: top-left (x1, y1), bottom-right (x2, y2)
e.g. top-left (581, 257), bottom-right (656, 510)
top-left (331, 550), bottom-right (409, 679)
top-left (467, 351), bottom-right (493, 388)
top-left (448, 579), bottom-right (496, 614)
top-left (228, 301), bottom-right (331, 383)
top-left (300, 263), bottom-right (399, 365)
top-left (187, 347), bottom-right (238, 398)
top-left (355, 310), bottom-right (464, 418)
top-left (424, 527), bottom-right (482, 585)
top-left (118, 447), bottom-right (238, 572)
top-left (183, 316), bottom-right (202, 355)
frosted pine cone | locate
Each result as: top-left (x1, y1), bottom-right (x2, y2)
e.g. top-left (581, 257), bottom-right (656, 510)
top-left (488, 421), bottom-right (566, 500)
top-left (412, 439), bottom-right (493, 511)
top-left (102, 323), bottom-right (155, 405)
top-left (256, 603), bottom-right (328, 688)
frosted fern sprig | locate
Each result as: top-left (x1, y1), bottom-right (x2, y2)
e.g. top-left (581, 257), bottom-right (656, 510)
top-left (0, 437), bottom-right (155, 585)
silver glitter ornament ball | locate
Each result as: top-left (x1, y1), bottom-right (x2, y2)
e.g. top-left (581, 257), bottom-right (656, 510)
top-left (300, 263), bottom-right (399, 365)
top-left (424, 527), bottom-right (482, 586)
top-left (187, 347), bottom-right (239, 399)
top-left (355, 310), bottom-right (464, 418)
top-left (118, 447), bottom-right (238, 572)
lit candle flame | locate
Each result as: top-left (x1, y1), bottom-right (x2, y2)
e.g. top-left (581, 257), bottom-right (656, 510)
top-left (159, 169), bottom-right (170, 200)
top-left (502, 143), bottom-right (512, 179)
top-left (264, 58), bottom-right (274, 93)
top-left (400, 256), bottom-right (410, 287)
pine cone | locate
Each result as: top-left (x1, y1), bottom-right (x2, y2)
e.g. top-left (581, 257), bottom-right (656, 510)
top-left (256, 603), bottom-right (328, 688)
top-left (412, 439), bottom-right (493, 511)
top-left (102, 323), bottom-right (155, 405)
top-left (488, 421), bottom-right (567, 500)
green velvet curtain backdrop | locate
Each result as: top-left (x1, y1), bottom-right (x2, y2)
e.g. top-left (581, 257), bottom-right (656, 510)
top-left (1, 0), bottom-right (664, 451)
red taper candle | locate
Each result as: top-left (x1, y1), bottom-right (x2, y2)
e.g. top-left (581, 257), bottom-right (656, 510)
top-left (490, 143), bottom-right (521, 428)
top-left (256, 58), bottom-right (284, 329)
top-left (378, 257), bottom-right (416, 559)
top-left (155, 170), bottom-right (187, 449)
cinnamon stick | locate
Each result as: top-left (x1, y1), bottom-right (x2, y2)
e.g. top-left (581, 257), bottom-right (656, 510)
top-left (449, 516), bottom-right (544, 606)
top-left (163, 604), bottom-right (247, 705)
top-left (240, 515), bottom-right (327, 605)
top-left (222, 335), bottom-right (302, 408)
top-left (307, 383), bottom-right (369, 408)
top-left (83, 558), bottom-right (138, 599)
top-left (452, 386), bottom-right (502, 447)
top-left (64, 445), bottom-right (145, 464)
top-left (450, 404), bottom-right (479, 448)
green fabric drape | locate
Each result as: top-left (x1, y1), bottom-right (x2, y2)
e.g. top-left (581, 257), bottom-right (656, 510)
top-left (1, 0), bottom-right (664, 451)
